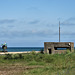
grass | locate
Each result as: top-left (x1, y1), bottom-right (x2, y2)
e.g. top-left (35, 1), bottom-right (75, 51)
top-left (0, 52), bottom-right (75, 75)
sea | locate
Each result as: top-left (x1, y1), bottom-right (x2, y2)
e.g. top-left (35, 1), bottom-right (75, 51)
top-left (0, 47), bottom-right (44, 52)
top-left (0, 47), bottom-right (75, 52)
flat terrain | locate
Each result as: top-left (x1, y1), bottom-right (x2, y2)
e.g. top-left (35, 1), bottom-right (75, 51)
top-left (0, 52), bottom-right (75, 75)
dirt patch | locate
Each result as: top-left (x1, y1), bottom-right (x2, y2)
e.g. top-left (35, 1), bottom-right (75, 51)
top-left (0, 65), bottom-right (43, 75)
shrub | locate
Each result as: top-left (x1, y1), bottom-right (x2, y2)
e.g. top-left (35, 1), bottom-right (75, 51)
top-left (44, 54), bottom-right (54, 63)
top-left (18, 54), bottom-right (24, 59)
top-left (13, 54), bottom-right (24, 59)
top-left (34, 54), bottom-right (44, 62)
top-left (40, 49), bottom-right (44, 54)
top-left (66, 49), bottom-right (71, 54)
top-left (30, 51), bottom-right (36, 55)
top-left (4, 54), bottom-right (13, 59)
top-left (24, 54), bottom-right (33, 61)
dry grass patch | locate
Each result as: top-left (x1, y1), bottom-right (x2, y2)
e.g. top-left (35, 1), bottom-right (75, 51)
top-left (0, 65), bottom-right (43, 75)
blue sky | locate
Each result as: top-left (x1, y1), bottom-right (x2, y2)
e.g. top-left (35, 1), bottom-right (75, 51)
top-left (0, 0), bottom-right (75, 47)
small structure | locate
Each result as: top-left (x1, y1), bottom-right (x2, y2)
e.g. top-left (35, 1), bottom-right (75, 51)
top-left (44, 42), bottom-right (74, 54)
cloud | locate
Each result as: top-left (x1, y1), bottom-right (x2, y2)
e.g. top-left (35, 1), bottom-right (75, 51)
top-left (0, 29), bottom-right (58, 39)
top-left (61, 31), bottom-right (75, 35)
top-left (67, 17), bottom-right (75, 21)
top-left (61, 17), bottom-right (75, 25)
top-left (29, 20), bottom-right (40, 24)
top-left (0, 19), bottom-right (16, 24)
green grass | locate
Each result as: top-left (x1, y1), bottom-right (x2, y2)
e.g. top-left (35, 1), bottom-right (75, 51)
top-left (0, 52), bottom-right (75, 75)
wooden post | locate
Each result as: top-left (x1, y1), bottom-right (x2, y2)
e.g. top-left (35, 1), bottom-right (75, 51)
top-left (59, 21), bottom-right (60, 42)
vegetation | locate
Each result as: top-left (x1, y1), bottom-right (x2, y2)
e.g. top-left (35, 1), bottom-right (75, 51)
top-left (0, 52), bottom-right (75, 75)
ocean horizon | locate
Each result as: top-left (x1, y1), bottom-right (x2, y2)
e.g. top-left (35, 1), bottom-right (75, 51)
top-left (0, 47), bottom-right (75, 52)
top-left (0, 47), bottom-right (44, 52)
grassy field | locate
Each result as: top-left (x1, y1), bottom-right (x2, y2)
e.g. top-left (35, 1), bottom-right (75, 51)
top-left (0, 51), bottom-right (75, 75)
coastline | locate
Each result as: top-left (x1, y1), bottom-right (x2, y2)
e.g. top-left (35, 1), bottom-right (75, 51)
top-left (0, 51), bottom-right (40, 54)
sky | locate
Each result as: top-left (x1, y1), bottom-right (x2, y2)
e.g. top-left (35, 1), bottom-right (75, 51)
top-left (0, 0), bottom-right (75, 47)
